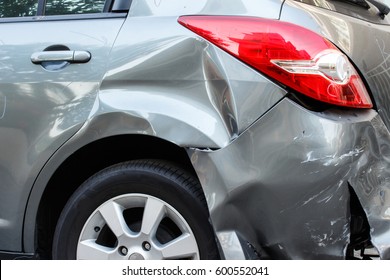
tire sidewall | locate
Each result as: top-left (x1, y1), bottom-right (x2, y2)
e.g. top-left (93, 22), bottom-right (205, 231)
top-left (52, 164), bottom-right (217, 259)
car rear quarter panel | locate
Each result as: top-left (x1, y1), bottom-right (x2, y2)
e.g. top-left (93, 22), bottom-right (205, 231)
top-left (23, 1), bottom-right (287, 254)
top-left (95, 15), bottom-right (287, 148)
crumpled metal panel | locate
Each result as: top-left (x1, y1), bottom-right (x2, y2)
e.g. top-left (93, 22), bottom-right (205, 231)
top-left (349, 116), bottom-right (390, 259)
top-left (281, 0), bottom-right (390, 259)
top-left (96, 16), bottom-right (285, 148)
top-left (190, 99), bottom-right (390, 259)
top-left (23, 2), bottom-right (287, 254)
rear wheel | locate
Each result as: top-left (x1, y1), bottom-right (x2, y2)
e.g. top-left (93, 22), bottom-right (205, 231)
top-left (52, 160), bottom-right (219, 260)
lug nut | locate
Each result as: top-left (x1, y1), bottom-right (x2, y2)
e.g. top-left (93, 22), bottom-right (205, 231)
top-left (142, 241), bottom-right (151, 251)
top-left (119, 246), bottom-right (128, 256)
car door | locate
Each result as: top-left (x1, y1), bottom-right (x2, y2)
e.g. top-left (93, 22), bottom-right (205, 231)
top-left (0, 0), bottom-right (129, 252)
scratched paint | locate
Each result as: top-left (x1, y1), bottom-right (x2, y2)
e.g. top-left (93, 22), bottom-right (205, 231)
top-left (190, 100), bottom-right (382, 259)
top-left (0, 95), bottom-right (5, 119)
top-left (281, 0), bottom-right (390, 259)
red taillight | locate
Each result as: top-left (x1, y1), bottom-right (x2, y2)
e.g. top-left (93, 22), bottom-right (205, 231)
top-left (178, 16), bottom-right (372, 109)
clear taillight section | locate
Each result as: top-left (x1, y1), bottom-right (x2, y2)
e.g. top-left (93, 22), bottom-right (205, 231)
top-left (178, 16), bottom-right (372, 109)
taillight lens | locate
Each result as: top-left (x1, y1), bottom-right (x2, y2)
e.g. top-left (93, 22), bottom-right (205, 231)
top-left (178, 16), bottom-right (372, 109)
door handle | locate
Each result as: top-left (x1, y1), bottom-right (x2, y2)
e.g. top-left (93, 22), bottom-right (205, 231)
top-left (31, 50), bottom-right (91, 64)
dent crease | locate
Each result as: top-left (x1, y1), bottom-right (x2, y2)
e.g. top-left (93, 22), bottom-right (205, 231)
top-left (97, 20), bottom-right (286, 148)
top-left (190, 99), bottom-right (390, 259)
top-left (349, 115), bottom-right (390, 259)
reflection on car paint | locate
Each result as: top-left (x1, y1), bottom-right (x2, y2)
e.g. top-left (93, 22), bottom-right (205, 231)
top-left (0, 95), bottom-right (5, 119)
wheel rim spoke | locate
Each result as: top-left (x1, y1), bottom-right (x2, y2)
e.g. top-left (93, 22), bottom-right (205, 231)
top-left (160, 233), bottom-right (199, 259)
top-left (140, 197), bottom-right (166, 236)
top-left (98, 201), bottom-right (130, 237)
top-left (78, 193), bottom-right (201, 260)
top-left (77, 239), bottom-right (115, 260)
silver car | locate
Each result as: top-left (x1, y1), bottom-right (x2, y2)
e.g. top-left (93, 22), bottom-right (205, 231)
top-left (1, 0), bottom-right (390, 260)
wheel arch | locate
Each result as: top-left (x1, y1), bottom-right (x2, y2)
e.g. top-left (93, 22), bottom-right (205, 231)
top-left (28, 133), bottom-right (199, 258)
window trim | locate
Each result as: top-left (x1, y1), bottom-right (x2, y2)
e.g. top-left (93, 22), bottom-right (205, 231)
top-left (0, 12), bottom-right (127, 23)
top-left (0, 0), bottom-right (132, 22)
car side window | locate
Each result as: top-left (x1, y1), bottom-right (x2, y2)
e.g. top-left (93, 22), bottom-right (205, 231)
top-left (44, 0), bottom-right (106, 15)
top-left (0, 0), bottom-right (39, 18)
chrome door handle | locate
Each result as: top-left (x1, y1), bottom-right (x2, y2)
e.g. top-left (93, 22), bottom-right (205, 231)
top-left (31, 50), bottom-right (91, 64)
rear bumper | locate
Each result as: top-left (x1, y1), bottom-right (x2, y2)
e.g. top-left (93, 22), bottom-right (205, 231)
top-left (190, 98), bottom-right (390, 259)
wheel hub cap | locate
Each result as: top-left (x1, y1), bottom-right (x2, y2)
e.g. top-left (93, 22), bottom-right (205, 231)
top-left (129, 252), bottom-right (145, 260)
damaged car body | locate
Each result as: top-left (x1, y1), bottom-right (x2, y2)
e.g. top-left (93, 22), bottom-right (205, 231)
top-left (0, 0), bottom-right (390, 260)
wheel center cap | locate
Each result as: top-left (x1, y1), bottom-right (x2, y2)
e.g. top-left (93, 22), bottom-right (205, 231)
top-left (129, 253), bottom-right (145, 260)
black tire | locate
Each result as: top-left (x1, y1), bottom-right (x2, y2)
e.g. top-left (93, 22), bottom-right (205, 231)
top-left (52, 160), bottom-right (219, 260)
